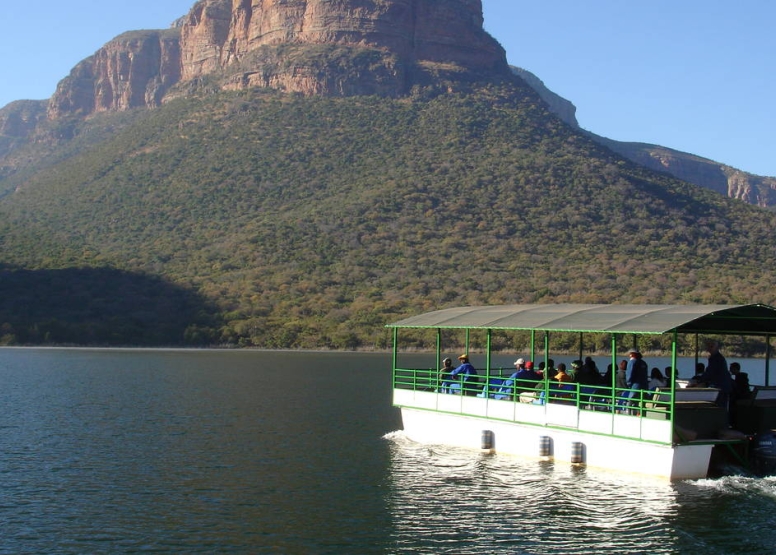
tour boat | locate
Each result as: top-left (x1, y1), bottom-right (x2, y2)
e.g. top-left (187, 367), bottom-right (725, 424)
top-left (388, 304), bottom-right (776, 480)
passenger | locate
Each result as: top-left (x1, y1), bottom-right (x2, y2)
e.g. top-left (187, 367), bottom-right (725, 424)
top-left (536, 361), bottom-right (546, 377)
top-left (494, 359), bottom-right (523, 400)
top-left (698, 340), bottom-right (733, 409)
top-left (568, 360), bottom-right (582, 382)
top-left (648, 367), bottom-right (667, 390)
top-left (687, 362), bottom-right (706, 387)
top-left (626, 349), bottom-right (649, 415)
top-left (438, 357), bottom-right (454, 393)
top-left (516, 360), bottom-right (541, 389)
top-left (729, 361), bottom-right (751, 427)
top-left (525, 361), bottom-right (541, 380)
top-left (664, 366), bottom-right (675, 384)
top-left (603, 363), bottom-right (613, 386)
top-left (554, 363), bottom-right (572, 383)
top-left (626, 349), bottom-right (649, 390)
top-left (494, 358), bottom-right (526, 400)
top-left (615, 359), bottom-right (628, 391)
top-left (450, 354), bottom-right (479, 396)
top-left (550, 363), bottom-right (574, 403)
top-left (730, 362), bottom-right (751, 400)
top-left (545, 359), bottom-right (556, 380)
top-left (583, 356), bottom-right (603, 384)
top-left (613, 359), bottom-right (629, 412)
top-left (576, 359), bottom-right (601, 386)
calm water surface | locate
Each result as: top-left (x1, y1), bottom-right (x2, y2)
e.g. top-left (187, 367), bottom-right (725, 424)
top-left (0, 349), bottom-right (774, 554)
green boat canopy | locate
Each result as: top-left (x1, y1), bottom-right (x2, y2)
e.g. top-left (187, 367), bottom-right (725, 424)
top-left (388, 304), bottom-right (776, 335)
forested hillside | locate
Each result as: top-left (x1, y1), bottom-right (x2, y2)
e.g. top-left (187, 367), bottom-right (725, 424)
top-left (2, 82), bottom-right (776, 348)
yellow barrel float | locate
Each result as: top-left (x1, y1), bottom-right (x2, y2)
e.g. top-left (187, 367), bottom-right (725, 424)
top-left (539, 435), bottom-right (552, 458)
top-left (571, 441), bottom-right (585, 464)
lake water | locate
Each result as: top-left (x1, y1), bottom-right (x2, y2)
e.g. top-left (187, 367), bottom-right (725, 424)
top-left (1, 348), bottom-right (775, 554)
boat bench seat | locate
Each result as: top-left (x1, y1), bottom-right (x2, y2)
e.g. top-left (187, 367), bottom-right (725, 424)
top-left (648, 387), bottom-right (719, 407)
top-left (736, 387), bottom-right (776, 433)
top-left (645, 389), bottom-right (723, 428)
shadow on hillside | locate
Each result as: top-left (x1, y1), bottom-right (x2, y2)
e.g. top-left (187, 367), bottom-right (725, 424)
top-left (0, 266), bottom-right (221, 346)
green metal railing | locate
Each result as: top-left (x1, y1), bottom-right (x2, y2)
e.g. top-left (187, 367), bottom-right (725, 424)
top-left (392, 365), bottom-right (675, 421)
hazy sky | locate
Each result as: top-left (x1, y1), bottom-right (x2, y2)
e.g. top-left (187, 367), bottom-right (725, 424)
top-left (1, 0), bottom-right (773, 176)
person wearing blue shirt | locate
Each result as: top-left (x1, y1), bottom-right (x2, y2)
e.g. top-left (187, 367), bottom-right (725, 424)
top-left (450, 354), bottom-right (478, 395)
top-left (493, 358), bottom-right (522, 400)
top-left (516, 360), bottom-right (540, 385)
top-left (626, 349), bottom-right (649, 390)
top-left (626, 349), bottom-right (649, 415)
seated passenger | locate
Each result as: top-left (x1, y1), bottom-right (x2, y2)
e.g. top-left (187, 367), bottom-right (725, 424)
top-left (493, 358), bottom-right (524, 400)
top-left (664, 366), bottom-right (675, 385)
top-left (575, 359), bottom-right (601, 385)
top-left (516, 360), bottom-right (541, 386)
top-left (648, 367), bottom-right (667, 390)
top-left (554, 363), bottom-right (572, 383)
top-left (583, 356), bottom-right (603, 384)
top-left (730, 362), bottom-right (751, 400)
top-left (567, 360), bottom-right (580, 382)
top-left (549, 363), bottom-right (575, 403)
top-left (539, 359), bottom-right (556, 380)
top-left (438, 357), bottom-right (454, 393)
top-left (687, 362), bottom-right (706, 387)
top-left (615, 359), bottom-right (628, 391)
top-left (450, 354), bottom-right (479, 395)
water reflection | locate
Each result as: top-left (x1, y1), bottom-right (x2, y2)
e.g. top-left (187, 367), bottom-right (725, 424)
top-left (384, 432), bottom-right (776, 554)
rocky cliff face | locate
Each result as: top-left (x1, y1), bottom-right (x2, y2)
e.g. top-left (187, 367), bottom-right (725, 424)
top-left (48, 30), bottom-right (181, 118)
top-left (48, 0), bottom-right (507, 118)
top-left (511, 67), bottom-right (578, 129)
top-left (594, 138), bottom-right (776, 208)
top-left (181, 0), bottom-right (505, 75)
top-left (0, 100), bottom-right (47, 139)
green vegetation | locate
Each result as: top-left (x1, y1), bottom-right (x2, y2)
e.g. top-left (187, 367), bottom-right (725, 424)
top-left (1, 82), bottom-right (776, 348)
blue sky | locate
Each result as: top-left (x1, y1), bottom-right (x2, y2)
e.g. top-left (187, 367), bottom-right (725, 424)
top-left (1, 0), bottom-right (774, 176)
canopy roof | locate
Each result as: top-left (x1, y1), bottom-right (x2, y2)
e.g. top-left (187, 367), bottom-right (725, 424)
top-left (388, 304), bottom-right (776, 335)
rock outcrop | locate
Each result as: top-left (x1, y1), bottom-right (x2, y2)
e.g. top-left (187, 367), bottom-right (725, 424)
top-left (48, 30), bottom-right (181, 118)
top-left (591, 138), bottom-right (776, 209)
top-left (0, 100), bottom-right (47, 139)
top-left (511, 67), bottom-right (579, 129)
top-left (180, 0), bottom-right (505, 76)
top-left (47, 0), bottom-right (508, 118)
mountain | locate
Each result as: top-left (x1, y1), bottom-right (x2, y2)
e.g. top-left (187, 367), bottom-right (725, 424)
top-left (1, 0), bottom-right (776, 348)
top-left (3, 1), bottom-right (774, 206)
top-left (511, 67), bottom-right (776, 208)
top-left (46, 0), bottom-right (507, 118)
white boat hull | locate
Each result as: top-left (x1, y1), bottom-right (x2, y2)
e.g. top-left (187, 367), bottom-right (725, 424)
top-left (396, 389), bottom-right (713, 480)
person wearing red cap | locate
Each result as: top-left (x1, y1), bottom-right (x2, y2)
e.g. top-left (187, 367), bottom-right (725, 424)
top-left (517, 360), bottom-right (540, 383)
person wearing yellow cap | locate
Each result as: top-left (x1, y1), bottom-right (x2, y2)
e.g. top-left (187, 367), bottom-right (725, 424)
top-left (450, 354), bottom-right (478, 395)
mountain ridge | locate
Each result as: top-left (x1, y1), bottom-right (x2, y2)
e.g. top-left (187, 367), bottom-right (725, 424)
top-left (511, 67), bottom-right (776, 208)
top-left (2, 85), bottom-right (775, 347)
top-left (1, 1), bottom-right (773, 206)
top-left (1, 1), bottom-right (775, 347)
